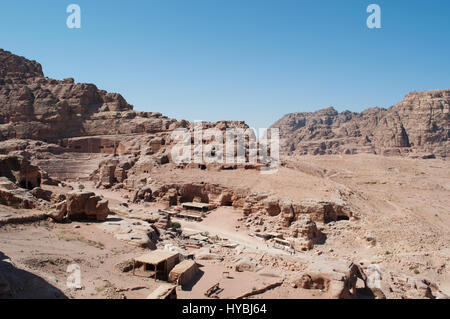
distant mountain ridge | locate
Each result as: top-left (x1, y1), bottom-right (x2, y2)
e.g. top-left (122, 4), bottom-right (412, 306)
top-left (0, 49), bottom-right (448, 158)
top-left (270, 90), bottom-right (449, 158)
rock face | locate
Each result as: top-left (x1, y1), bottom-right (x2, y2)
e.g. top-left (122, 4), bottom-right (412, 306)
top-left (0, 155), bottom-right (44, 209)
top-left (0, 252), bottom-right (67, 299)
top-left (98, 218), bottom-right (158, 249)
top-left (0, 270), bottom-right (10, 297)
top-left (0, 155), bottom-right (41, 189)
top-left (1, 48), bottom-right (448, 160)
top-left (270, 90), bottom-right (449, 157)
top-left (294, 260), bottom-right (369, 299)
top-left (289, 215), bottom-right (323, 251)
top-left (0, 49), bottom-right (182, 142)
top-left (0, 49), bottom-right (252, 185)
top-left (235, 257), bottom-right (258, 272)
top-left (50, 191), bottom-right (109, 221)
top-left (168, 260), bottom-right (199, 286)
top-left (0, 177), bottom-right (38, 209)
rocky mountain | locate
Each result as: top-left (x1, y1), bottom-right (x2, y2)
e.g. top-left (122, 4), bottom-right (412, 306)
top-left (270, 90), bottom-right (449, 157)
top-left (0, 49), bottom-right (249, 181)
top-left (0, 49), bottom-right (188, 142)
top-left (1, 49), bottom-right (448, 159)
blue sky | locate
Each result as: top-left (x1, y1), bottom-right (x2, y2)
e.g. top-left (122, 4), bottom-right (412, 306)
top-left (1, 0), bottom-right (449, 129)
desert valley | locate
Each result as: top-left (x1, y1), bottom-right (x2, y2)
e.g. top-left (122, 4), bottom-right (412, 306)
top-left (0, 49), bottom-right (449, 299)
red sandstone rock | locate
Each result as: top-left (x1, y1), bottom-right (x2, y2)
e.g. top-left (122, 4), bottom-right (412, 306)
top-left (64, 191), bottom-right (110, 221)
top-left (0, 155), bottom-right (41, 190)
top-left (270, 90), bottom-right (449, 158)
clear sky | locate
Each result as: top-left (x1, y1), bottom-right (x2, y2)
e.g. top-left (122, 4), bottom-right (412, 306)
top-left (1, 0), bottom-right (449, 129)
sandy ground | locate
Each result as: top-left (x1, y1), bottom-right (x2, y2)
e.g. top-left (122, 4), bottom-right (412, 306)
top-left (175, 207), bottom-right (286, 254)
top-left (150, 154), bottom-right (450, 295)
top-left (0, 220), bottom-right (162, 299)
top-left (1, 154), bottom-right (449, 298)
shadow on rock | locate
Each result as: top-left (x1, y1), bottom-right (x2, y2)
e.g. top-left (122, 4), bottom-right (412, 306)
top-left (0, 251), bottom-right (68, 299)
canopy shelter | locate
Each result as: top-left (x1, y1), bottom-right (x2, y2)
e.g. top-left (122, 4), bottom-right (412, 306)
top-left (181, 202), bottom-right (212, 212)
top-left (132, 250), bottom-right (180, 281)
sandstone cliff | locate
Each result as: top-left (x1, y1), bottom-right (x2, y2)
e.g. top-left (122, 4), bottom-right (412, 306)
top-left (0, 49), bottom-right (185, 141)
top-left (270, 90), bottom-right (449, 157)
top-left (1, 49), bottom-right (448, 158)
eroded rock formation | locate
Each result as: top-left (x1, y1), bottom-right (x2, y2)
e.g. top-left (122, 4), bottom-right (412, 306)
top-left (48, 191), bottom-right (110, 222)
top-left (0, 49), bottom-right (183, 141)
top-left (270, 90), bottom-right (449, 157)
top-left (0, 155), bottom-right (41, 190)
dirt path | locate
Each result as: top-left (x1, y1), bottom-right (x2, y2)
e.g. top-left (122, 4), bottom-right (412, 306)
top-left (175, 207), bottom-right (294, 256)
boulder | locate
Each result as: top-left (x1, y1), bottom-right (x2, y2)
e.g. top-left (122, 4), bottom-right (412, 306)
top-left (294, 259), bottom-right (368, 299)
top-left (263, 197), bottom-right (280, 216)
top-left (235, 257), bottom-right (257, 272)
top-left (279, 199), bottom-right (294, 226)
top-left (292, 200), bottom-right (352, 223)
top-left (65, 191), bottom-right (109, 221)
top-left (0, 177), bottom-right (38, 209)
top-left (133, 185), bottom-right (153, 203)
top-left (290, 215), bottom-right (321, 239)
top-left (98, 219), bottom-right (157, 249)
top-left (30, 187), bottom-right (52, 202)
top-left (194, 248), bottom-right (223, 261)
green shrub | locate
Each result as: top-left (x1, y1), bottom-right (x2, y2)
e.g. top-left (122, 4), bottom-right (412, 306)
top-left (171, 222), bottom-right (181, 229)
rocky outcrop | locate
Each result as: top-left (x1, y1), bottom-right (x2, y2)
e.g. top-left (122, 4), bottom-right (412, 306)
top-left (0, 177), bottom-right (38, 209)
top-left (98, 218), bottom-right (158, 249)
top-left (132, 185), bottom-right (153, 203)
top-left (0, 155), bottom-right (41, 190)
top-left (263, 197), bottom-right (352, 224)
top-left (90, 156), bottom-right (136, 188)
top-left (270, 90), bottom-right (449, 157)
top-left (0, 49), bottom-right (43, 79)
top-left (263, 198), bottom-right (281, 217)
top-left (0, 49), bottom-right (247, 154)
top-left (0, 252), bottom-right (67, 299)
top-left (288, 215), bottom-right (323, 251)
top-left (235, 257), bottom-right (258, 272)
top-left (1, 49), bottom-right (448, 161)
top-left (152, 182), bottom-right (221, 205)
top-left (49, 191), bottom-right (109, 221)
top-left (194, 248), bottom-right (224, 261)
top-left (294, 260), bottom-right (369, 299)
top-left (0, 49), bottom-right (182, 142)
top-left (168, 260), bottom-right (199, 286)
top-left (382, 271), bottom-right (449, 299)
top-left (67, 191), bottom-right (109, 221)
